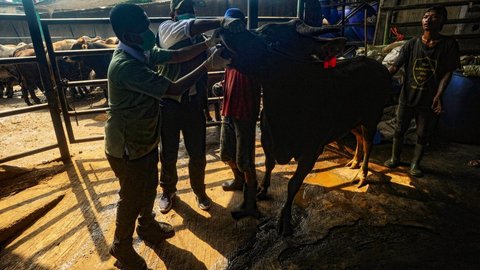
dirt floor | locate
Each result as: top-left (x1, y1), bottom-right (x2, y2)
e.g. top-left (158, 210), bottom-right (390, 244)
top-left (1, 89), bottom-right (480, 269)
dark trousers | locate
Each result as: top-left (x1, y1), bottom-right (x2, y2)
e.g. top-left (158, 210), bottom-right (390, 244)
top-left (106, 148), bottom-right (158, 243)
top-left (160, 96), bottom-right (207, 197)
top-left (220, 116), bottom-right (257, 172)
top-left (394, 105), bottom-right (438, 145)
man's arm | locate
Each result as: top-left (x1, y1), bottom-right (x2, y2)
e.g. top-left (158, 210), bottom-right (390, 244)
top-left (432, 71), bottom-right (453, 114)
top-left (388, 65), bottom-right (399, 76)
top-left (189, 17), bottom-right (245, 36)
top-left (167, 41), bottom-right (209, 63)
top-left (166, 48), bottom-right (230, 95)
top-left (189, 19), bottom-right (221, 36)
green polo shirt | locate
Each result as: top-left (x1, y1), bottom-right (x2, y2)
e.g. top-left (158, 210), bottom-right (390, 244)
top-left (105, 47), bottom-right (172, 160)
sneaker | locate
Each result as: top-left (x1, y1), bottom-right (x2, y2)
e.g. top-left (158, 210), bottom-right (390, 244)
top-left (196, 195), bottom-right (212, 211)
top-left (136, 221), bottom-right (175, 245)
top-left (159, 192), bottom-right (176, 214)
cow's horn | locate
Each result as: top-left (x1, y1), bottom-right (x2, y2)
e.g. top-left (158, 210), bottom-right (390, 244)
top-left (296, 22), bottom-right (341, 36)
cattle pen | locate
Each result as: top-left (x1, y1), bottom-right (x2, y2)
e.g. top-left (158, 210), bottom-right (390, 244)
top-left (1, 0), bottom-right (480, 270)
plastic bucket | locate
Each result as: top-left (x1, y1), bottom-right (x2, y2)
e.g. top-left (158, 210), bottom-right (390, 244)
top-left (438, 72), bottom-right (480, 144)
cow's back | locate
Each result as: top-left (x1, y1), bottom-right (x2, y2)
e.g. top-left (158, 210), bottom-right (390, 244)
top-left (261, 56), bottom-right (390, 164)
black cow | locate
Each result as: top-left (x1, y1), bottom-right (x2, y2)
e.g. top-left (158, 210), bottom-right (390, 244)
top-left (70, 41), bottom-right (112, 100)
top-left (219, 19), bottom-right (390, 236)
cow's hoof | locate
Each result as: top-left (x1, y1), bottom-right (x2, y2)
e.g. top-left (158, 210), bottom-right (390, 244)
top-left (231, 208), bottom-right (260, 220)
top-left (25, 100), bottom-right (33, 106)
top-left (277, 220), bottom-right (293, 237)
top-left (256, 189), bottom-right (268, 201)
top-left (33, 98), bottom-right (42, 104)
top-left (345, 159), bottom-right (360, 169)
top-left (357, 178), bottom-right (368, 188)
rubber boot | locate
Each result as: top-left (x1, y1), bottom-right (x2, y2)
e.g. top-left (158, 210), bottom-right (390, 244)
top-left (384, 137), bottom-right (402, 168)
top-left (222, 168), bottom-right (245, 191)
top-left (409, 144), bottom-right (425, 177)
top-left (109, 238), bottom-right (147, 270)
top-left (231, 185), bottom-right (260, 220)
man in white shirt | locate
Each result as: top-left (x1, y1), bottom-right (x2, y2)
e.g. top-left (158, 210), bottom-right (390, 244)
top-left (157, 0), bottom-right (245, 214)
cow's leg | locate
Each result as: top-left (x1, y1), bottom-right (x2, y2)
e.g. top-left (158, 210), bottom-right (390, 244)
top-left (357, 125), bottom-right (374, 187)
top-left (257, 111), bottom-right (275, 200)
top-left (278, 147), bottom-right (322, 236)
top-left (345, 126), bottom-right (363, 169)
top-left (6, 83), bottom-right (14, 98)
top-left (257, 146), bottom-right (275, 200)
top-left (30, 88), bottom-right (41, 104)
top-left (0, 84), bottom-right (4, 98)
top-left (21, 86), bottom-right (32, 106)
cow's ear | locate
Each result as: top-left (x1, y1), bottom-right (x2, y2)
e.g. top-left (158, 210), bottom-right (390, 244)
top-left (312, 37), bottom-right (346, 60)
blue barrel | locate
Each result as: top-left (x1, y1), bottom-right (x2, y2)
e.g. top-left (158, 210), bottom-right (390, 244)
top-left (340, 4), bottom-right (376, 42)
top-left (439, 72), bottom-right (480, 144)
top-left (320, 0), bottom-right (340, 25)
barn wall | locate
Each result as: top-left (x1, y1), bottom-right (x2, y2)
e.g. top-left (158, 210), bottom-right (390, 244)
top-left (375, 0), bottom-right (480, 54)
top-left (1, 0), bottom-right (299, 45)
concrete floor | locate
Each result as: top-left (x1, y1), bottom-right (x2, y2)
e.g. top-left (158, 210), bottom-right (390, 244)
top-left (1, 131), bottom-right (479, 270)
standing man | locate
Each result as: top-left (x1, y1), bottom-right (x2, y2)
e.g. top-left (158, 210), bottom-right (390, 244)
top-left (384, 6), bottom-right (460, 177)
top-left (157, 0), bottom-right (245, 213)
top-left (106, 4), bottom-right (229, 269)
top-left (216, 8), bottom-right (262, 219)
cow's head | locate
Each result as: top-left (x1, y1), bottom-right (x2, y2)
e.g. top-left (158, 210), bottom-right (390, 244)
top-left (68, 41), bottom-right (112, 78)
top-left (219, 19), bottom-right (347, 75)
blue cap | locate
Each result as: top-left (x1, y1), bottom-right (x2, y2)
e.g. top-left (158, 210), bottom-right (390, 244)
top-left (224, 8), bottom-right (245, 20)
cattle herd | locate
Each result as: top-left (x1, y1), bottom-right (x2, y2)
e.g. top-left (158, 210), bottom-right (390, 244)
top-left (0, 36), bottom-right (118, 106)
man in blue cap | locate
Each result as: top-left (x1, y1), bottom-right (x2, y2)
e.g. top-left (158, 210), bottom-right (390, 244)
top-left (157, 0), bottom-right (245, 214)
top-left (217, 8), bottom-right (262, 219)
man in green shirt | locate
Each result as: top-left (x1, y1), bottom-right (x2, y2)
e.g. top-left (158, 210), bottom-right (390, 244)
top-left (106, 4), bottom-right (228, 270)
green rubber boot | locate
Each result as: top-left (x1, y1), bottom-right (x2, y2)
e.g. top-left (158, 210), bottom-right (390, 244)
top-left (384, 137), bottom-right (402, 168)
top-left (409, 144), bottom-right (425, 177)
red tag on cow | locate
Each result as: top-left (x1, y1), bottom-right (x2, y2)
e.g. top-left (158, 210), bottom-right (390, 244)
top-left (324, 57), bottom-right (337, 69)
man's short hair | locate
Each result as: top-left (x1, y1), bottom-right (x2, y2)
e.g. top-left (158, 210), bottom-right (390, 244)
top-left (426, 5), bottom-right (448, 21)
top-left (110, 4), bottom-right (149, 39)
top-left (170, 0), bottom-right (195, 12)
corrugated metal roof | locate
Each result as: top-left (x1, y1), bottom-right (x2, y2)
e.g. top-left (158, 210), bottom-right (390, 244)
top-left (35, 0), bottom-right (170, 11)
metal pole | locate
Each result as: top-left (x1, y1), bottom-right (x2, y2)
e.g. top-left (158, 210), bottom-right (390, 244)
top-left (21, 0), bottom-right (71, 163)
top-left (297, 0), bottom-right (305, 20)
top-left (341, 2), bottom-right (346, 37)
top-left (364, 9), bottom-right (368, 55)
top-left (247, 0), bottom-right (258, 29)
top-left (383, 11), bottom-right (390, 45)
top-left (42, 21), bottom-right (76, 143)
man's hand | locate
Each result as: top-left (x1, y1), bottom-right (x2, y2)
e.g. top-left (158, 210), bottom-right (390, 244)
top-left (204, 47), bottom-right (231, 70)
top-left (432, 96), bottom-right (442, 115)
top-left (205, 28), bottom-right (222, 48)
top-left (220, 17), bottom-right (245, 33)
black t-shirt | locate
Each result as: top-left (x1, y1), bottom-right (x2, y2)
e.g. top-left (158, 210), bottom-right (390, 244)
top-left (394, 36), bottom-right (460, 107)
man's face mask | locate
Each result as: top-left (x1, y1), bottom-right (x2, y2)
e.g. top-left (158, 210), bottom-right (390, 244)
top-left (175, 13), bottom-right (195, 21)
top-left (139, 29), bottom-right (156, 51)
